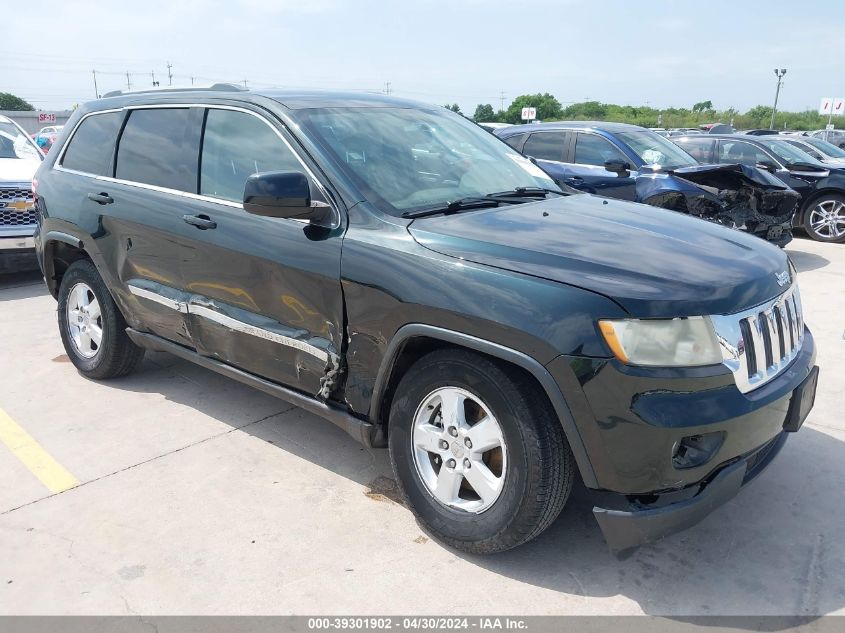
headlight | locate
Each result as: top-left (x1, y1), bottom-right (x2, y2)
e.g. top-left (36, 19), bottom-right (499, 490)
top-left (598, 316), bottom-right (722, 367)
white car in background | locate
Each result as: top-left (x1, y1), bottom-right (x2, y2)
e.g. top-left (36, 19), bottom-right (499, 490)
top-left (0, 115), bottom-right (43, 273)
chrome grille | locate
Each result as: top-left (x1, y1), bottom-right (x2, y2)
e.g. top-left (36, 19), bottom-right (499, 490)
top-left (0, 187), bottom-right (36, 226)
top-left (711, 285), bottom-right (804, 394)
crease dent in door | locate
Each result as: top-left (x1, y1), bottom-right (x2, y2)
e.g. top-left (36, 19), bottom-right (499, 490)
top-left (185, 295), bottom-right (341, 396)
top-left (127, 279), bottom-right (341, 397)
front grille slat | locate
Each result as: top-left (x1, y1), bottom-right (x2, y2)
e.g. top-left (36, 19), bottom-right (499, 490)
top-left (0, 187), bottom-right (36, 227)
top-left (759, 309), bottom-right (774, 369)
top-left (712, 285), bottom-right (804, 394)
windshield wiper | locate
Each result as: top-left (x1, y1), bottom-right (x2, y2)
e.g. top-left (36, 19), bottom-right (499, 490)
top-left (485, 186), bottom-right (564, 198)
top-left (401, 197), bottom-right (502, 219)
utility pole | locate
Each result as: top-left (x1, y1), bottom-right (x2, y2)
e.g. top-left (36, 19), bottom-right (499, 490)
top-left (384, 81), bottom-right (392, 95)
top-left (499, 90), bottom-right (506, 112)
top-left (126, 72), bottom-right (132, 91)
top-left (167, 62), bottom-right (173, 86)
top-left (242, 79), bottom-right (248, 89)
top-left (190, 76), bottom-right (195, 86)
top-left (151, 71), bottom-right (159, 87)
top-left (92, 70), bottom-right (99, 98)
top-left (771, 68), bottom-right (787, 129)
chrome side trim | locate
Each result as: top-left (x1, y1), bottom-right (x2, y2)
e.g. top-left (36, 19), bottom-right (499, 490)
top-left (127, 285), bottom-right (188, 313)
top-left (189, 305), bottom-right (329, 363)
top-left (128, 282), bottom-right (328, 363)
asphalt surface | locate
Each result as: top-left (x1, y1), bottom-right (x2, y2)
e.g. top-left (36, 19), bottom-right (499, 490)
top-left (0, 237), bottom-right (843, 615)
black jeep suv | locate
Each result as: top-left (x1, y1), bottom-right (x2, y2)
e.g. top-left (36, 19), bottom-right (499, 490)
top-left (34, 86), bottom-right (818, 556)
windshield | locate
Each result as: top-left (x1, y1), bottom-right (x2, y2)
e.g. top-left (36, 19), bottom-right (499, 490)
top-left (0, 121), bottom-right (42, 160)
top-left (758, 138), bottom-right (828, 167)
top-left (614, 130), bottom-right (697, 169)
top-left (803, 136), bottom-right (845, 159)
top-left (297, 106), bottom-right (559, 215)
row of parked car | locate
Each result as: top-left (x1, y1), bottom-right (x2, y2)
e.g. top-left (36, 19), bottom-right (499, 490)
top-left (489, 121), bottom-right (845, 243)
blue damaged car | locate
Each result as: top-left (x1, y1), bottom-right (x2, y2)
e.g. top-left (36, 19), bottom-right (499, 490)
top-left (496, 121), bottom-right (799, 246)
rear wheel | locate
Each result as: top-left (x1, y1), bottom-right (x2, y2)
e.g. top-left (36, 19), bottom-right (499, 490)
top-left (388, 348), bottom-right (573, 554)
top-left (57, 259), bottom-right (145, 378)
top-left (803, 194), bottom-right (845, 243)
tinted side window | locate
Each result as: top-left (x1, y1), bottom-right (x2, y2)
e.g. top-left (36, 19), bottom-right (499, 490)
top-left (785, 140), bottom-right (823, 160)
top-left (574, 133), bottom-right (627, 166)
top-left (200, 109), bottom-right (302, 202)
top-left (523, 132), bottom-right (566, 161)
top-left (718, 141), bottom-right (771, 166)
top-left (502, 133), bottom-right (527, 152)
top-left (115, 108), bottom-right (197, 191)
top-left (61, 112), bottom-right (123, 176)
top-left (674, 137), bottom-right (716, 163)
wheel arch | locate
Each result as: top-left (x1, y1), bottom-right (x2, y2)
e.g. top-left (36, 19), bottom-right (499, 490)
top-left (41, 231), bottom-right (90, 298)
top-left (798, 188), bottom-right (845, 223)
top-left (368, 324), bottom-right (598, 488)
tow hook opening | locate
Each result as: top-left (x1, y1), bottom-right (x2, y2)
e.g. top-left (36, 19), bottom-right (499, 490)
top-left (672, 431), bottom-right (726, 470)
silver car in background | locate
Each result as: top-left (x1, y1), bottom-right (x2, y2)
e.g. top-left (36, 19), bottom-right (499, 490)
top-left (0, 115), bottom-right (43, 273)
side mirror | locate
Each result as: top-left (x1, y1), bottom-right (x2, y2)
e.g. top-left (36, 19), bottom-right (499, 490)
top-left (755, 160), bottom-right (778, 173)
top-left (243, 171), bottom-right (331, 223)
top-left (604, 158), bottom-right (631, 174)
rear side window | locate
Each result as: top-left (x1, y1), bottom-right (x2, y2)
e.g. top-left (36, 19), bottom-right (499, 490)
top-left (200, 109), bottom-right (302, 202)
top-left (523, 132), bottom-right (566, 161)
top-left (61, 112), bottom-right (123, 176)
top-left (116, 108), bottom-right (198, 191)
top-left (573, 133), bottom-right (627, 166)
top-left (675, 137), bottom-right (717, 163)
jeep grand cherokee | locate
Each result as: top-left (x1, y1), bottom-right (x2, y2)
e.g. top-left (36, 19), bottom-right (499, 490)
top-left (34, 85), bottom-right (818, 555)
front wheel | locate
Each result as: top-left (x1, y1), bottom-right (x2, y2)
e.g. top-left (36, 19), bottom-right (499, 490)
top-left (57, 259), bottom-right (145, 379)
top-left (803, 194), bottom-right (845, 243)
top-left (388, 349), bottom-right (574, 554)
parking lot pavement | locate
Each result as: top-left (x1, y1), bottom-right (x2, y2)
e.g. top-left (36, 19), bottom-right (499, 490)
top-left (0, 238), bottom-right (843, 616)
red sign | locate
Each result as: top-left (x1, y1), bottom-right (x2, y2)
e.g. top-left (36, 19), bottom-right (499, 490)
top-left (38, 112), bottom-right (56, 123)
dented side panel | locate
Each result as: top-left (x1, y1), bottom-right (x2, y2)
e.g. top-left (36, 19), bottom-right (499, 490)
top-left (175, 204), bottom-right (346, 398)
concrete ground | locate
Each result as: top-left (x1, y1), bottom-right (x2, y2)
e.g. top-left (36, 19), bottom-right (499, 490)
top-left (0, 237), bottom-right (843, 616)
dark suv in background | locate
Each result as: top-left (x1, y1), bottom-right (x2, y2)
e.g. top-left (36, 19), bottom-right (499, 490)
top-left (496, 122), bottom-right (799, 247)
top-left (674, 134), bottom-right (845, 243)
top-left (34, 86), bottom-right (818, 556)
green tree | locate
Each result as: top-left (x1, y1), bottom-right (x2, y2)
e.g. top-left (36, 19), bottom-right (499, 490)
top-left (503, 93), bottom-right (563, 124)
top-left (745, 105), bottom-right (774, 128)
top-left (473, 103), bottom-right (495, 121)
top-left (443, 103), bottom-right (462, 114)
top-left (692, 100), bottom-right (713, 113)
top-left (0, 92), bottom-right (35, 111)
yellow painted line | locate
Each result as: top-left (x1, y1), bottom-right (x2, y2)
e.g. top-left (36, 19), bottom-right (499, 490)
top-left (0, 407), bottom-right (79, 494)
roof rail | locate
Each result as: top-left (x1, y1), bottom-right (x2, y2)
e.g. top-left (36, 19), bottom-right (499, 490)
top-left (101, 83), bottom-right (246, 99)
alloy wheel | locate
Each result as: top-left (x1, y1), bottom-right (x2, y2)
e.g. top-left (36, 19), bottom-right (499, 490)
top-left (809, 199), bottom-right (845, 240)
top-left (66, 282), bottom-right (103, 358)
top-left (411, 387), bottom-right (507, 513)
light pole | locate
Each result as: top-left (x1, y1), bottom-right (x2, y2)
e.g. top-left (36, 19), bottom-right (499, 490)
top-left (771, 68), bottom-right (787, 129)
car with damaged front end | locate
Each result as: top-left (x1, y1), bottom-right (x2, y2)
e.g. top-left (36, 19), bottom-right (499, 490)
top-left (496, 121), bottom-right (799, 247)
top-left (35, 87), bottom-right (818, 556)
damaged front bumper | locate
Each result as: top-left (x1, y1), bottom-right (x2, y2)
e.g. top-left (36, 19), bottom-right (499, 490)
top-left (639, 163), bottom-right (800, 247)
top-left (592, 432), bottom-right (787, 559)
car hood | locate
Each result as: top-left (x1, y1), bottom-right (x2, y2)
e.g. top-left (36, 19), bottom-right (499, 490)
top-left (0, 157), bottom-right (41, 182)
top-left (408, 194), bottom-right (792, 318)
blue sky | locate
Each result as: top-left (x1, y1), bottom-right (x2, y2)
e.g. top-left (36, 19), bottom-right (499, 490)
top-left (3, 0), bottom-right (841, 114)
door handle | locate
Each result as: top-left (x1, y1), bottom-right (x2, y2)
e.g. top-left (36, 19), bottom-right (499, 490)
top-left (182, 214), bottom-right (217, 230)
top-left (565, 176), bottom-right (584, 184)
top-left (87, 192), bottom-right (114, 205)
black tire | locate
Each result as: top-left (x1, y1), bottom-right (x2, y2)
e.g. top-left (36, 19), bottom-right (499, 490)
top-left (57, 259), bottom-right (145, 379)
top-left (388, 348), bottom-right (573, 554)
top-left (802, 193), bottom-right (845, 243)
